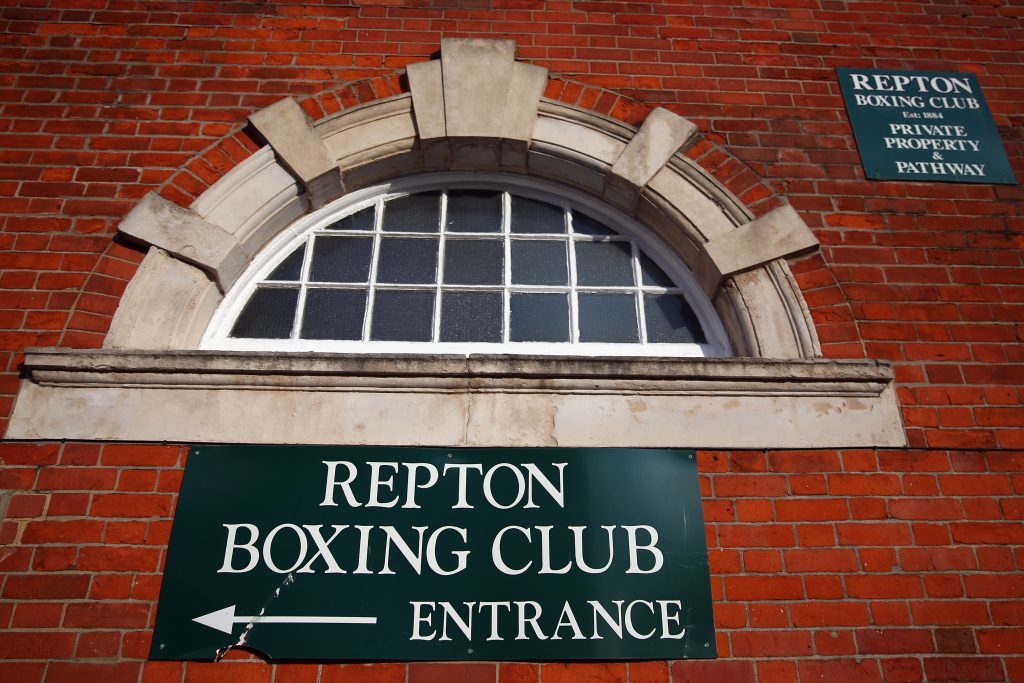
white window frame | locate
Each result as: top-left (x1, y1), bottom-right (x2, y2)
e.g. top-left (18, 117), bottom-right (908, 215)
top-left (202, 173), bottom-right (732, 358)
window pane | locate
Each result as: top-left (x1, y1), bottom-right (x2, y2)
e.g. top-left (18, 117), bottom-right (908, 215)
top-left (370, 290), bottom-right (435, 341)
top-left (309, 236), bottom-right (372, 283)
top-left (575, 241), bottom-right (634, 286)
top-left (447, 190), bottom-right (502, 233)
top-left (443, 240), bottom-right (503, 285)
top-left (382, 192), bottom-right (440, 232)
top-left (578, 293), bottom-right (638, 343)
top-left (510, 293), bottom-right (569, 342)
top-left (376, 237), bottom-right (438, 284)
top-left (640, 253), bottom-right (675, 287)
top-left (229, 287), bottom-right (297, 339)
top-left (644, 294), bottom-right (706, 344)
top-left (511, 196), bottom-right (564, 234)
top-left (440, 291), bottom-right (502, 342)
top-left (300, 289), bottom-right (366, 340)
top-left (267, 244), bottom-right (305, 281)
top-left (325, 206), bottom-right (375, 231)
top-left (572, 210), bottom-right (615, 236)
top-left (511, 240), bottom-right (568, 286)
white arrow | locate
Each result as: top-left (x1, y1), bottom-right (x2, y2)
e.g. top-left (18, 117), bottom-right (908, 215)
top-left (193, 604), bottom-right (377, 634)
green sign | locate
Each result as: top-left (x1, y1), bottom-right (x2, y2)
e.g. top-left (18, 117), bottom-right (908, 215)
top-left (838, 68), bottom-right (1016, 184)
top-left (150, 446), bottom-right (716, 661)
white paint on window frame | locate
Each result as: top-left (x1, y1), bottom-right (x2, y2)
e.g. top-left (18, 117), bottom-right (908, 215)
top-left (202, 172), bottom-right (732, 358)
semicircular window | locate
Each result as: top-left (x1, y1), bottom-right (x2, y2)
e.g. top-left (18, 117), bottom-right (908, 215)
top-left (205, 181), bottom-right (728, 357)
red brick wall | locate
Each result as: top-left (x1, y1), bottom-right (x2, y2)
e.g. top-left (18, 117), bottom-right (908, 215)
top-left (1, 1), bottom-right (1022, 682)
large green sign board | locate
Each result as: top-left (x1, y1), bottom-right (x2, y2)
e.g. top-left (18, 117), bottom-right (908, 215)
top-left (838, 68), bottom-right (1016, 184)
top-left (150, 446), bottom-right (716, 661)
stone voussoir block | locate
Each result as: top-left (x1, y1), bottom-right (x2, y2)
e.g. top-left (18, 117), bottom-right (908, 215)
top-left (699, 203), bottom-right (820, 294)
top-left (248, 97), bottom-right (343, 209)
top-left (604, 107), bottom-right (699, 211)
top-left (116, 193), bottom-right (248, 291)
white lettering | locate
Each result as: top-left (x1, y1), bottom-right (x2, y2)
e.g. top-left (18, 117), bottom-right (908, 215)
top-left (218, 523), bottom-right (260, 573)
top-left (320, 461), bottom-right (360, 507)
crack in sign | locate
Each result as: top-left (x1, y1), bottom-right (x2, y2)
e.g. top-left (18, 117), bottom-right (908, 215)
top-left (214, 572), bottom-right (296, 661)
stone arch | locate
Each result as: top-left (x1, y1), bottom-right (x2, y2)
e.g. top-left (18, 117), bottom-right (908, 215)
top-left (106, 38), bottom-right (820, 360)
top-left (8, 39), bottom-right (905, 448)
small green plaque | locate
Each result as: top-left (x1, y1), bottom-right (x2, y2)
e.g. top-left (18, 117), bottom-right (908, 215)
top-left (838, 68), bottom-right (1016, 184)
top-left (150, 446), bottom-right (716, 661)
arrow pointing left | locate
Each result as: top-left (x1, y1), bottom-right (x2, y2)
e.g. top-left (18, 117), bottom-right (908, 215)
top-left (193, 605), bottom-right (378, 634)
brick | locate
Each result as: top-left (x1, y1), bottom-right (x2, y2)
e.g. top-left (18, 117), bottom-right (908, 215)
top-left (797, 659), bottom-right (881, 682)
top-left (0, 632), bottom-right (76, 659)
top-left (64, 602), bottom-right (150, 628)
top-left (724, 575), bottom-right (804, 600)
top-left (790, 601), bottom-right (870, 627)
top-left (321, 663), bottom-right (405, 683)
top-left (183, 662), bottom-right (273, 683)
top-left (923, 657), bottom-right (1005, 681)
top-left (3, 574), bottom-right (91, 599)
top-left (672, 660), bottom-right (755, 682)
top-left (730, 630), bottom-right (813, 657)
top-left (536, 663), bottom-right (626, 683)
top-left (910, 601), bottom-right (990, 626)
top-left (856, 628), bottom-right (935, 655)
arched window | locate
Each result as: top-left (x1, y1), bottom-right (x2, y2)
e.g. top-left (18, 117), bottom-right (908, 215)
top-left (203, 174), bottom-right (730, 357)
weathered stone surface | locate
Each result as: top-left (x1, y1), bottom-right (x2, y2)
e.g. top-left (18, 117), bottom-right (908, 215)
top-left (190, 146), bottom-right (307, 264)
top-left (407, 59), bottom-right (446, 140)
top-left (645, 165), bottom-right (738, 241)
top-left (699, 204), bottom-right (820, 293)
top-left (322, 106), bottom-right (417, 171)
top-left (117, 193), bottom-right (248, 290)
top-left (248, 97), bottom-right (342, 208)
top-left (441, 38), bottom-right (517, 138)
top-left (9, 350), bottom-right (906, 448)
top-left (503, 62), bottom-right (548, 141)
top-left (104, 248), bottom-right (220, 351)
top-left (611, 108), bottom-right (698, 189)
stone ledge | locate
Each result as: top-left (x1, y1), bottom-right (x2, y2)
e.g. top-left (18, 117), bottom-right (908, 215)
top-left (8, 349), bottom-right (906, 448)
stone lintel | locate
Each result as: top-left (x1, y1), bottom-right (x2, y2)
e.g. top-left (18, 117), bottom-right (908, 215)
top-left (116, 193), bottom-right (247, 291)
top-left (699, 204), bottom-right (820, 294)
top-left (248, 97), bottom-right (343, 209)
top-left (8, 349), bottom-right (906, 449)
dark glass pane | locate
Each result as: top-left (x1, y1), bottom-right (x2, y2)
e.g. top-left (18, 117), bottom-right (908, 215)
top-left (370, 290), bottom-right (435, 342)
top-left (443, 240), bottom-right (503, 285)
top-left (510, 293), bottom-right (569, 342)
top-left (511, 240), bottom-right (568, 286)
top-left (300, 289), bottom-right (366, 340)
top-left (572, 210), bottom-right (616, 236)
top-left (578, 293), bottom-right (638, 343)
top-left (382, 192), bottom-right (440, 232)
top-left (447, 190), bottom-right (502, 233)
top-left (440, 291), bottom-right (502, 342)
top-left (376, 237), bottom-right (438, 284)
top-left (640, 253), bottom-right (675, 287)
top-left (644, 294), bottom-right (706, 344)
top-left (325, 206), bottom-right (375, 231)
top-left (575, 241), bottom-right (634, 286)
top-left (267, 244), bottom-right (305, 281)
top-left (511, 195), bottom-right (564, 234)
top-left (309, 236), bottom-right (372, 283)
top-left (229, 287), bottom-right (297, 339)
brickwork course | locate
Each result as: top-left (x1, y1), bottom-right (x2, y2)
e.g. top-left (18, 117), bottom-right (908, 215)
top-left (1, 1), bottom-right (1023, 682)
